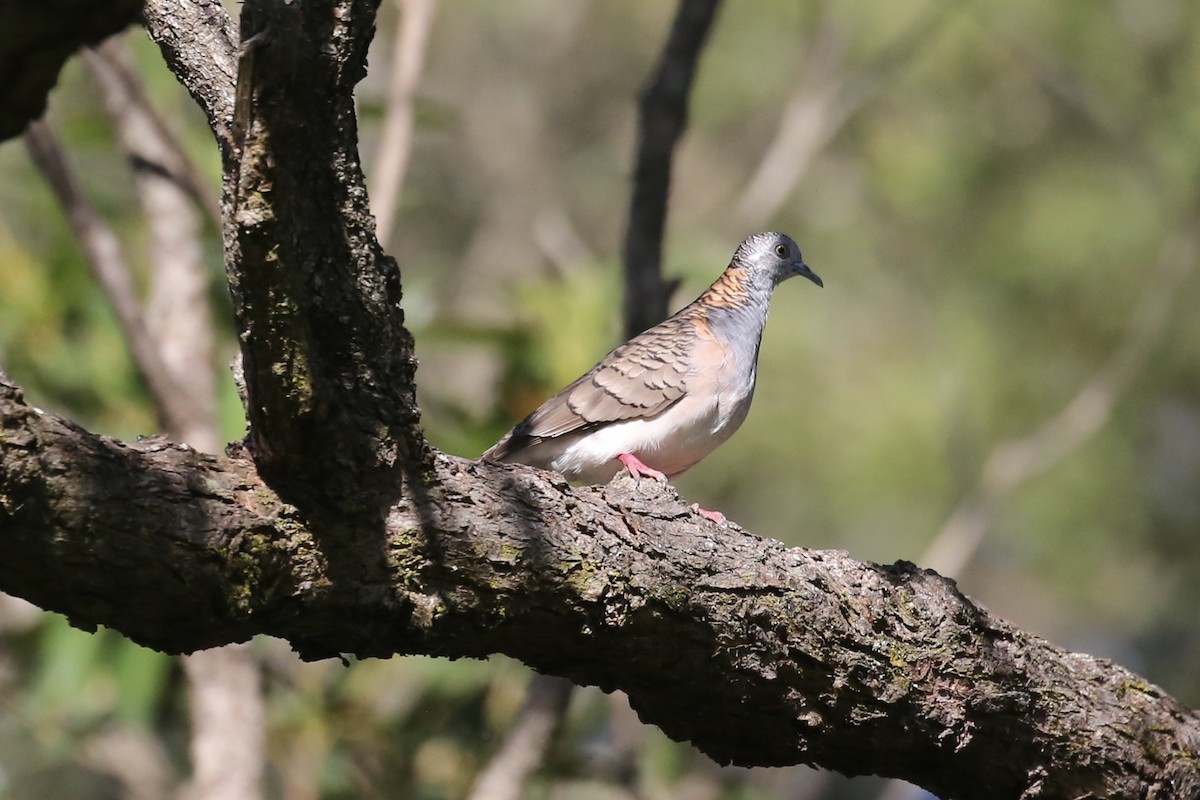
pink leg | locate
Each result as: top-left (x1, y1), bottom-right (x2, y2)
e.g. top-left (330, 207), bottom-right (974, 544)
top-left (617, 452), bottom-right (668, 483)
top-left (690, 503), bottom-right (727, 525)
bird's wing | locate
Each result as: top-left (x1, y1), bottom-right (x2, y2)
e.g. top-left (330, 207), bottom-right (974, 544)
top-left (486, 314), bottom-right (705, 459)
top-left (545, 320), bottom-right (695, 432)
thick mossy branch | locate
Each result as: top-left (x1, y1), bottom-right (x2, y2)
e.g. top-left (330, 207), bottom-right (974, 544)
top-left (222, 0), bottom-right (424, 508)
top-left (2, 376), bottom-right (1198, 800)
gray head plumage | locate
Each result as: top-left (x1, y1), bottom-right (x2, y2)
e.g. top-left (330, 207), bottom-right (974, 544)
top-left (732, 231), bottom-right (823, 288)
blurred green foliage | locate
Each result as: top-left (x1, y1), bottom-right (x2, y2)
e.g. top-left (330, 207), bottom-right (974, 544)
top-left (2, 0), bottom-right (1200, 797)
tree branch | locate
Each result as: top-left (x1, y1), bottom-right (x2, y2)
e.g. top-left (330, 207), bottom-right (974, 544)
top-left (466, 674), bottom-right (574, 800)
top-left (220, 0), bottom-right (426, 505)
top-left (23, 120), bottom-right (210, 436)
top-left (0, 0), bottom-right (142, 140)
top-left (141, 0), bottom-right (240, 160)
top-left (85, 38), bottom-right (224, 231)
top-left (923, 222), bottom-right (1200, 576)
top-left (84, 34), bottom-right (220, 450)
top-left (1, 374), bottom-right (1198, 799)
top-left (621, 0), bottom-right (722, 340)
top-left (368, 0), bottom-right (438, 253)
top-left (734, 1), bottom-right (956, 225)
top-left (182, 643), bottom-right (264, 800)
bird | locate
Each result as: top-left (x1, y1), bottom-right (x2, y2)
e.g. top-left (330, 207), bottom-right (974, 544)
top-left (482, 231), bottom-right (822, 523)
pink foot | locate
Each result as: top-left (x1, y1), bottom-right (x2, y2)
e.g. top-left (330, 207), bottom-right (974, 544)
top-left (690, 503), bottom-right (726, 525)
top-left (617, 452), bottom-right (668, 483)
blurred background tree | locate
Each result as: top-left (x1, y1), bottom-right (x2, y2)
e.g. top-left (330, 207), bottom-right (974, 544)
top-left (1, 0), bottom-right (1198, 798)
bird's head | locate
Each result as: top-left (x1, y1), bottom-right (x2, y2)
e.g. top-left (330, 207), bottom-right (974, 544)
top-left (734, 231), bottom-right (823, 289)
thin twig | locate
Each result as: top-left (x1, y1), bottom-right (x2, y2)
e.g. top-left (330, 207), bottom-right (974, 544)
top-left (85, 35), bottom-right (220, 450)
top-left (914, 24), bottom-right (1197, 578)
top-left (23, 121), bottom-right (202, 435)
top-left (922, 223), bottom-right (1198, 576)
top-left (622, 0), bottom-right (723, 340)
top-left (85, 40), bottom-right (223, 231)
top-left (735, 1), bottom-right (956, 223)
top-left (466, 674), bottom-right (574, 800)
top-left (369, 0), bottom-right (437, 252)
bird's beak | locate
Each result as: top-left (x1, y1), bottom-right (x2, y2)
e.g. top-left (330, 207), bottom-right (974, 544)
top-left (795, 260), bottom-right (823, 288)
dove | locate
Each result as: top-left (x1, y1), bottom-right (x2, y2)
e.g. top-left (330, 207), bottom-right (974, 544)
top-left (482, 231), bottom-right (822, 522)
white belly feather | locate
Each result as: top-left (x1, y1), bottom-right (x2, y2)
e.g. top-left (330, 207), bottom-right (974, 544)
top-left (539, 366), bottom-right (756, 485)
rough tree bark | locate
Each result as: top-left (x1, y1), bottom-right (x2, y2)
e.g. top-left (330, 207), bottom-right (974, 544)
top-left (2, 1), bottom-right (1199, 799)
top-left (0, 0), bottom-right (144, 140)
top-left (2, 378), bottom-right (1199, 799)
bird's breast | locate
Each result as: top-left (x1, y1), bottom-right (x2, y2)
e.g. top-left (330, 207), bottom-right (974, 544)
top-left (552, 362), bottom-right (753, 480)
top-left (548, 395), bottom-right (726, 481)
top-left (540, 317), bottom-right (763, 484)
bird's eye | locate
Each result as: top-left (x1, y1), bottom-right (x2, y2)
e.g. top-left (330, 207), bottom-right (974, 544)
top-left (774, 244), bottom-right (788, 258)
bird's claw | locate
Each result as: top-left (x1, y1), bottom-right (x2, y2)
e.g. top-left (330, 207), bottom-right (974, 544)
top-left (690, 503), bottom-right (726, 525)
top-left (618, 452), bottom-right (668, 483)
